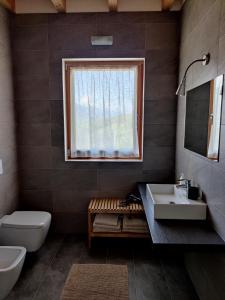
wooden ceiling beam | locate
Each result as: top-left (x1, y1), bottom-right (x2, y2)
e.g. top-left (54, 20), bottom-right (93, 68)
top-left (0, 0), bottom-right (15, 12)
top-left (108, 0), bottom-right (118, 12)
top-left (51, 0), bottom-right (66, 13)
top-left (161, 0), bottom-right (175, 11)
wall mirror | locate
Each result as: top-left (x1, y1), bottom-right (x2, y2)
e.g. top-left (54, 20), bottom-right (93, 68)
top-left (185, 74), bottom-right (224, 161)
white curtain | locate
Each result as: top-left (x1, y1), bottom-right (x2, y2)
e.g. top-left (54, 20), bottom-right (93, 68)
top-left (70, 66), bottom-right (139, 158)
top-left (207, 75), bottom-right (223, 159)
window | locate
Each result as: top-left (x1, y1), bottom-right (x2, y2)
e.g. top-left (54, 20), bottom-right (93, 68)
top-left (63, 59), bottom-right (144, 161)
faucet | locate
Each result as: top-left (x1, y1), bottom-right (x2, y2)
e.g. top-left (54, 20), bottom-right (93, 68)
top-left (176, 178), bottom-right (191, 194)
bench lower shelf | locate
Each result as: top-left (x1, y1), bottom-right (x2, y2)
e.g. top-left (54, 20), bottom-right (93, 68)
top-left (88, 198), bottom-right (149, 248)
top-left (90, 232), bottom-right (149, 238)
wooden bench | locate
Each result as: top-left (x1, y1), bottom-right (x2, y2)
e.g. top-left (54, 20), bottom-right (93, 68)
top-left (88, 198), bottom-right (149, 248)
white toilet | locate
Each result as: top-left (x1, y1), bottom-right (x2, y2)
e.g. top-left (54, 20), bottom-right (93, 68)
top-left (0, 211), bottom-right (51, 252)
top-left (0, 246), bottom-right (26, 300)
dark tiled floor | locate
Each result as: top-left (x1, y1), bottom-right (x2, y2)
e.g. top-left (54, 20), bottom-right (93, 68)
top-left (6, 235), bottom-right (199, 300)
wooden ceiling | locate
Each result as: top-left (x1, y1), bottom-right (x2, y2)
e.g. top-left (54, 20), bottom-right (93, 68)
top-left (0, 0), bottom-right (180, 13)
top-left (0, 0), bottom-right (15, 12)
top-left (108, 0), bottom-right (118, 12)
top-left (51, 0), bottom-right (66, 12)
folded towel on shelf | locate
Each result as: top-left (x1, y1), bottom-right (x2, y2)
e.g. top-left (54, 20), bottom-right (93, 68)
top-left (93, 214), bottom-right (148, 233)
top-left (93, 214), bottom-right (121, 232)
top-left (94, 213), bottom-right (119, 227)
top-left (93, 226), bottom-right (122, 232)
top-left (123, 215), bottom-right (148, 228)
top-left (122, 227), bottom-right (148, 233)
top-left (93, 223), bottom-right (121, 230)
top-left (93, 223), bottom-right (121, 232)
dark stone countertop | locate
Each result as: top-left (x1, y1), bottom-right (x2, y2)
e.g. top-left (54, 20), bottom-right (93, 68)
top-left (138, 183), bottom-right (225, 250)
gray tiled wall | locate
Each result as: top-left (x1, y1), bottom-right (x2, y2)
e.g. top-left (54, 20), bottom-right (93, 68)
top-left (177, 0), bottom-right (225, 242)
top-left (0, 7), bottom-right (18, 217)
top-left (177, 1), bottom-right (225, 299)
top-left (12, 12), bottom-right (180, 233)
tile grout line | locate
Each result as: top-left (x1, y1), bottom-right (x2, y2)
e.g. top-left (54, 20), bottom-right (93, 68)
top-left (159, 257), bottom-right (173, 300)
top-left (32, 235), bottom-right (66, 300)
top-left (132, 247), bottom-right (137, 300)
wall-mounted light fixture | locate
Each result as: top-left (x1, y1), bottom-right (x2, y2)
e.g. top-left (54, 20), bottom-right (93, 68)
top-left (91, 36), bottom-right (113, 46)
top-left (176, 53), bottom-right (210, 96)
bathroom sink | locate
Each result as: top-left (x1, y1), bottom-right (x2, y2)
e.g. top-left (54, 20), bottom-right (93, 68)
top-left (146, 184), bottom-right (207, 220)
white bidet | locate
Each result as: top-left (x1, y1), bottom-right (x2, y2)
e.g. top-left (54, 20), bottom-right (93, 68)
top-left (0, 246), bottom-right (26, 299)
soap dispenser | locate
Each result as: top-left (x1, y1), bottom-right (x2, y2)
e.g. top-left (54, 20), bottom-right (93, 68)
top-left (188, 185), bottom-right (200, 200)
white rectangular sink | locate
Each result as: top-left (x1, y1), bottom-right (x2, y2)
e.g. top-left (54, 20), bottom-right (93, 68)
top-left (146, 184), bottom-right (207, 220)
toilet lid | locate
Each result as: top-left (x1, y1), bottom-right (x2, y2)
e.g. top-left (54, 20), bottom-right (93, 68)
top-left (2, 211), bottom-right (51, 229)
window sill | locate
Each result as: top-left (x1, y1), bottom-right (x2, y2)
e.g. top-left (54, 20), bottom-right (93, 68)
top-left (65, 157), bottom-right (143, 162)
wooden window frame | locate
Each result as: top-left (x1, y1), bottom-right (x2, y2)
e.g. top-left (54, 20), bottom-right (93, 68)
top-left (62, 58), bottom-right (145, 162)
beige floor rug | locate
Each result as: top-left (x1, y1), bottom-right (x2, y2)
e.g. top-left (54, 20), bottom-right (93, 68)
top-left (61, 264), bottom-right (129, 300)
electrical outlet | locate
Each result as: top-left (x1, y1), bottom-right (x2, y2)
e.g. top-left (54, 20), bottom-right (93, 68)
top-left (0, 159), bottom-right (3, 175)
